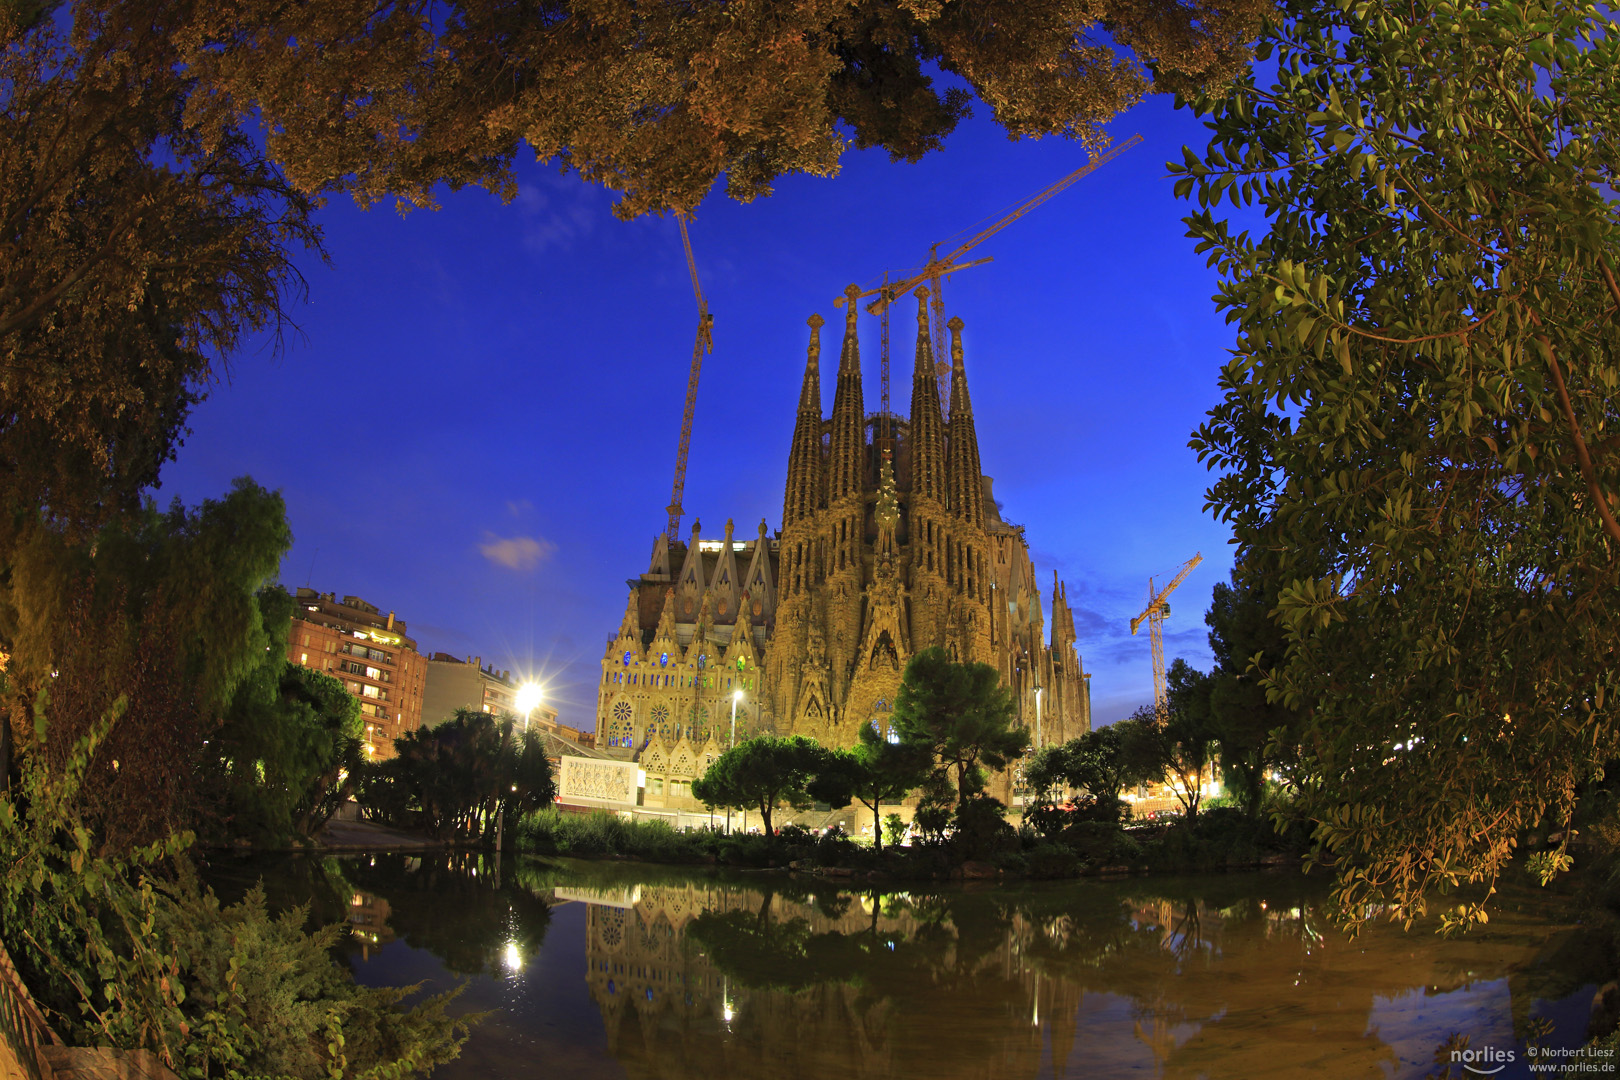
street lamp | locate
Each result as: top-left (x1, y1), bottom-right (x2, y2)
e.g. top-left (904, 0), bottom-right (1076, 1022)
top-left (515, 682), bottom-right (543, 732)
top-left (727, 688), bottom-right (745, 836)
top-left (1034, 686), bottom-right (1043, 749)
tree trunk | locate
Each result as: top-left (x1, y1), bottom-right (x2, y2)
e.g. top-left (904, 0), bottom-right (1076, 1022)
top-left (759, 799), bottom-right (773, 837)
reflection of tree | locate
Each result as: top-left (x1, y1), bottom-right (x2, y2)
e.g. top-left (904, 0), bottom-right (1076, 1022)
top-left (341, 852), bottom-right (552, 977)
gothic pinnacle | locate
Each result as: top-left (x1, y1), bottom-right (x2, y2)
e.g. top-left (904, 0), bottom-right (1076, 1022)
top-left (807, 312), bottom-right (824, 362)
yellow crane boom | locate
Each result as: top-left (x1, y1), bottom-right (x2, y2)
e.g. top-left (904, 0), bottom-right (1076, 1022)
top-left (837, 132), bottom-right (1142, 415)
top-left (665, 214), bottom-right (713, 543)
top-left (1130, 552), bottom-right (1203, 723)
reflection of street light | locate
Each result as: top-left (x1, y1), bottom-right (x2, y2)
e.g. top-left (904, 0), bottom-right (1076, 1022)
top-left (515, 682), bottom-right (544, 731)
top-left (730, 688), bottom-right (744, 746)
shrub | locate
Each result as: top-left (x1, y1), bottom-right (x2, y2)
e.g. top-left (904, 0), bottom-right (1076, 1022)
top-left (951, 796), bottom-right (1017, 860)
top-left (883, 813), bottom-right (907, 848)
top-left (0, 712), bottom-right (471, 1078)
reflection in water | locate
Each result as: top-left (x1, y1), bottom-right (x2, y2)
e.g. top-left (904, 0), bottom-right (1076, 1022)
top-left (537, 869), bottom-right (1597, 1080)
top-left (201, 855), bottom-right (1601, 1080)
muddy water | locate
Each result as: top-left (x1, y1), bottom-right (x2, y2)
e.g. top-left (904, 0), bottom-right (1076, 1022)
top-left (206, 853), bottom-right (1606, 1079)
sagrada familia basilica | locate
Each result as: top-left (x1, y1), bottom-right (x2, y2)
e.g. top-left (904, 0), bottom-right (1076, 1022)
top-left (593, 287), bottom-right (1091, 813)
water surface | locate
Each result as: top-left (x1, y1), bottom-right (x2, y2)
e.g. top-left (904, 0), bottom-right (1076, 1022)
top-left (203, 853), bottom-right (1604, 1079)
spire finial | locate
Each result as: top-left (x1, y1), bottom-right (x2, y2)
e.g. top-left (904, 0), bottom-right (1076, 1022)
top-left (913, 284), bottom-right (931, 325)
top-left (843, 284), bottom-right (862, 327)
top-left (807, 312), bottom-right (824, 361)
top-left (948, 315), bottom-right (965, 366)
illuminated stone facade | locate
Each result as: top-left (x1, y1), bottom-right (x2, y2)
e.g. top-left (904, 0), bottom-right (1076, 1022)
top-left (595, 293), bottom-right (1091, 808)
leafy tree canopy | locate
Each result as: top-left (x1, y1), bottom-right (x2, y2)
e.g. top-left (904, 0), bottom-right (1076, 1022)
top-left (1, 478), bottom-right (291, 851)
top-left (1201, 569), bottom-right (1302, 815)
top-left (209, 647), bottom-right (366, 844)
top-left (890, 646), bottom-right (1030, 806)
top-left (62, 0), bottom-right (1269, 219)
top-left (808, 723), bottom-right (931, 851)
top-left (1116, 666), bottom-right (1218, 821)
top-left (1172, 0), bottom-right (1620, 929)
top-left (691, 733), bottom-right (826, 836)
top-left (364, 709), bottom-right (555, 843)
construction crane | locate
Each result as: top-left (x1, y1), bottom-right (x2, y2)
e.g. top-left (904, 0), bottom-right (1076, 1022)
top-left (836, 132), bottom-right (1142, 418)
top-left (1130, 552), bottom-right (1203, 723)
top-left (665, 214), bottom-right (713, 543)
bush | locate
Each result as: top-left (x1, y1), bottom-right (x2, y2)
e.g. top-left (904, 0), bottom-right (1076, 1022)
top-left (951, 796), bottom-right (1017, 860)
top-left (1022, 842), bottom-right (1083, 879)
top-left (883, 813), bottom-right (907, 848)
top-left (0, 710), bottom-right (473, 1077)
top-left (518, 808), bottom-right (707, 862)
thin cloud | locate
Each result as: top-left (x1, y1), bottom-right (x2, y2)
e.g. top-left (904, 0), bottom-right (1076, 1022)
top-left (479, 533), bottom-right (556, 572)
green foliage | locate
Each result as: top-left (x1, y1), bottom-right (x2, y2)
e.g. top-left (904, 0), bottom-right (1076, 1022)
top-left (1115, 693), bottom-right (1218, 822)
top-left (808, 724), bottom-right (931, 852)
top-left (691, 733), bottom-right (826, 837)
top-left (1171, 0), bottom-right (1620, 931)
top-left (1024, 725), bottom-right (1132, 837)
top-left (950, 795), bottom-right (1017, 861)
top-left (60, 0), bottom-right (1266, 220)
top-left (1, 478), bottom-right (292, 852)
top-left (361, 710), bottom-right (555, 844)
top-left (209, 603), bottom-right (365, 843)
top-left (1201, 571), bottom-right (1304, 816)
top-left (0, 705), bottom-right (472, 1077)
top-left (0, 19), bottom-right (319, 532)
top-left (890, 646), bottom-right (1031, 807)
top-left (518, 808), bottom-right (708, 862)
top-left (882, 813), bottom-right (908, 849)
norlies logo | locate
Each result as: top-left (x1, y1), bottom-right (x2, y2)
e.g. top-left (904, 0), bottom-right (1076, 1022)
top-left (1453, 1046), bottom-right (1517, 1075)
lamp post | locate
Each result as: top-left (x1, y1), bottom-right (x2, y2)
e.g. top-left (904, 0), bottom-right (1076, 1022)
top-left (1034, 686), bottom-right (1043, 749)
top-left (727, 688), bottom-right (744, 834)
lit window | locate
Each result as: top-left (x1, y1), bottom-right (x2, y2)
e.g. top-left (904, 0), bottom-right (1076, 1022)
top-left (623, 651), bottom-right (632, 665)
top-left (660, 652), bottom-right (669, 667)
top-left (300, 653), bottom-right (308, 664)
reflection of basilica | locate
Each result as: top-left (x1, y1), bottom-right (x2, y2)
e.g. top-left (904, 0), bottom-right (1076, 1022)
top-left (577, 883), bottom-right (1088, 1080)
top-left (563, 878), bottom-right (1580, 1080)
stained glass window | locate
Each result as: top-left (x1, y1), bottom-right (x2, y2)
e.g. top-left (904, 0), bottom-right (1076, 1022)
top-left (623, 651), bottom-right (632, 665)
top-left (660, 652), bottom-right (670, 667)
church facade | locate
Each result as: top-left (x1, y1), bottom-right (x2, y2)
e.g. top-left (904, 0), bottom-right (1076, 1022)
top-left (593, 287), bottom-right (1091, 814)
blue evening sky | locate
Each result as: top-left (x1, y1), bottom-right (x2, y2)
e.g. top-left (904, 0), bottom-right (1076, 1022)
top-left (156, 88), bottom-right (1258, 730)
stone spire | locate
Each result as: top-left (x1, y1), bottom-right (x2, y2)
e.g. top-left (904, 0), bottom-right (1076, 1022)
top-left (618, 585), bottom-right (642, 642)
top-left (783, 314), bottom-right (825, 524)
top-left (907, 286), bottom-right (946, 503)
top-left (945, 316), bottom-right (984, 529)
top-left (1050, 572), bottom-right (1073, 651)
top-left (828, 285), bottom-right (867, 504)
top-left (874, 448), bottom-right (901, 573)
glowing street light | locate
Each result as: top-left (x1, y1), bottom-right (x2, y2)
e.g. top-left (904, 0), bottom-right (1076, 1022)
top-left (515, 682), bottom-right (544, 731)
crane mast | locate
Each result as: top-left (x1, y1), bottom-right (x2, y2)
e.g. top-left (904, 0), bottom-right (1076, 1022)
top-left (1130, 552), bottom-right (1203, 723)
top-left (665, 214), bottom-right (712, 543)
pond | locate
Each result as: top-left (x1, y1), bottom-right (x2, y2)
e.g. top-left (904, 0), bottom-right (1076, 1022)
top-left (203, 852), bottom-right (1606, 1080)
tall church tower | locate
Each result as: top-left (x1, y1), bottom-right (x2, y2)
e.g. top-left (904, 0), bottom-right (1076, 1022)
top-left (595, 292), bottom-right (1091, 812)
